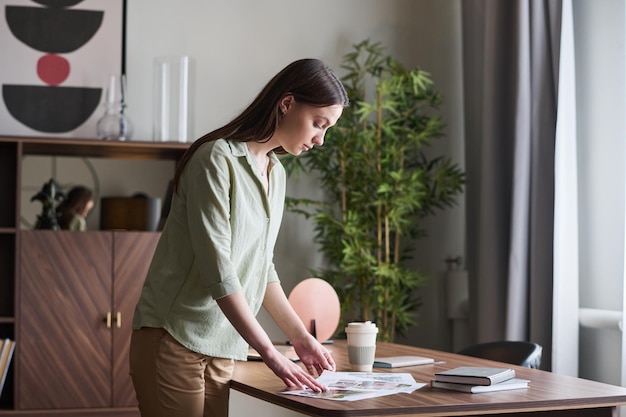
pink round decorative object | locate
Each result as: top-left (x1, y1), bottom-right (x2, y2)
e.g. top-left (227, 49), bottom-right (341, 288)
top-left (288, 278), bottom-right (340, 343)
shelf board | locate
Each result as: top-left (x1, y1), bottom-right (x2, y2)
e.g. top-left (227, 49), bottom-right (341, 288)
top-left (0, 317), bottom-right (14, 324)
top-left (0, 136), bottom-right (190, 160)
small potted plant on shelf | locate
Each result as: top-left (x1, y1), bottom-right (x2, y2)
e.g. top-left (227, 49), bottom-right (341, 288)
top-left (284, 39), bottom-right (465, 342)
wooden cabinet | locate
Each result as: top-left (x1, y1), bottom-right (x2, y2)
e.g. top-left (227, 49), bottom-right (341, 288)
top-left (19, 231), bottom-right (112, 409)
top-left (19, 231), bottom-right (159, 410)
top-left (0, 136), bottom-right (187, 416)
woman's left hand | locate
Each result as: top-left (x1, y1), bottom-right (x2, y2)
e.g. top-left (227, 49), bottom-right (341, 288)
top-left (291, 334), bottom-right (336, 376)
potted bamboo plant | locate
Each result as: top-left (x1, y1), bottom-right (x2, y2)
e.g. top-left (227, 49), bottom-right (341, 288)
top-left (284, 40), bottom-right (465, 342)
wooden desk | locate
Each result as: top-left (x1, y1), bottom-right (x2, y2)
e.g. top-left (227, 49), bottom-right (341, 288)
top-left (230, 340), bottom-right (626, 417)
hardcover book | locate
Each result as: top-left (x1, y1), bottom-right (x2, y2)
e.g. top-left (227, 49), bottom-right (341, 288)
top-left (0, 339), bottom-right (16, 395)
top-left (434, 366), bottom-right (515, 386)
top-left (431, 378), bottom-right (530, 393)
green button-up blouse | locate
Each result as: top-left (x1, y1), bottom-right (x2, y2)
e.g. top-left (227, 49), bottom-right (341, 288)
top-left (132, 139), bottom-right (285, 360)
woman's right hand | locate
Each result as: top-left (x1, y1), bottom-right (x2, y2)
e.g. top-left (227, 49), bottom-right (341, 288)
top-left (260, 346), bottom-right (329, 392)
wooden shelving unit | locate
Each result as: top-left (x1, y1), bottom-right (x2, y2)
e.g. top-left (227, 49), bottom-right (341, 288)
top-left (0, 136), bottom-right (188, 416)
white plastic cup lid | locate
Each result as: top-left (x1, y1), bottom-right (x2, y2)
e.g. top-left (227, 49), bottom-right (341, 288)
top-left (345, 321), bottom-right (378, 333)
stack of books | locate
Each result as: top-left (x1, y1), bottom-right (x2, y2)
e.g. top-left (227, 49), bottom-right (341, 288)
top-left (0, 338), bottom-right (15, 396)
top-left (431, 366), bottom-right (530, 393)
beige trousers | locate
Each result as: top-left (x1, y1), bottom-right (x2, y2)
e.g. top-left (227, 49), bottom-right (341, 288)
top-left (129, 327), bottom-right (235, 417)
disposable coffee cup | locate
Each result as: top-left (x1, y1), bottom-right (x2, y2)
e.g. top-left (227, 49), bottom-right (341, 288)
top-left (345, 321), bottom-right (378, 371)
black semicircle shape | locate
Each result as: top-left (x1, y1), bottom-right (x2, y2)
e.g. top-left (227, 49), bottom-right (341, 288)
top-left (6, 6), bottom-right (104, 53)
top-left (3, 85), bottom-right (102, 133)
top-left (32, 1), bottom-right (85, 8)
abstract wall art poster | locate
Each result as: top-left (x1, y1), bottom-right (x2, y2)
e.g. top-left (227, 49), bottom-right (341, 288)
top-left (0, 0), bottom-right (124, 138)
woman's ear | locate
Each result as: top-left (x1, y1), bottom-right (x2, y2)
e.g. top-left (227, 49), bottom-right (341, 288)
top-left (280, 94), bottom-right (294, 114)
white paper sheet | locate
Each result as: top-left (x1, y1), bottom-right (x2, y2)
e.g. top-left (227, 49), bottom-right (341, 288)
top-left (280, 370), bottom-right (426, 401)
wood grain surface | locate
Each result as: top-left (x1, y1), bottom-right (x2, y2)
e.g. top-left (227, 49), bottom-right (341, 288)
top-left (231, 340), bottom-right (626, 417)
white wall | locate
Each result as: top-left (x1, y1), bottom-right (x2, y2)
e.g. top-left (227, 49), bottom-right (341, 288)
top-left (124, 0), bottom-right (464, 144)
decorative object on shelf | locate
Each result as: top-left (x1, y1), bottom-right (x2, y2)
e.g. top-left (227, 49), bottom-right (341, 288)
top-left (283, 40), bottom-right (466, 342)
top-left (96, 74), bottom-right (133, 140)
top-left (153, 55), bottom-right (192, 142)
top-left (0, 0), bottom-right (125, 138)
top-left (56, 185), bottom-right (95, 231)
top-left (100, 193), bottom-right (161, 231)
top-left (30, 178), bottom-right (65, 230)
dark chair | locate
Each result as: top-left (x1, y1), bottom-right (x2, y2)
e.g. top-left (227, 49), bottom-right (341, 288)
top-left (457, 341), bottom-right (543, 369)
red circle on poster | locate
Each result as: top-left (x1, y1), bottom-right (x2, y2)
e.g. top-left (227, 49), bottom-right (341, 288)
top-left (37, 54), bottom-right (70, 86)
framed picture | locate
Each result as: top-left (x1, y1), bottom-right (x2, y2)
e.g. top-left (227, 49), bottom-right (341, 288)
top-left (0, 0), bottom-right (125, 138)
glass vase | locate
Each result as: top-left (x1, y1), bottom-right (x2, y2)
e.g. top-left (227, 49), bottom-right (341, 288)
top-left (152, 56), bottom-right (191, 142)
top-left (97, 74), bottom-right (133, 141)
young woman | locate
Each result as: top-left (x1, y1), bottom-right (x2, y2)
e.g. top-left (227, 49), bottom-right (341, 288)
top-left (130, 58), bottom-right (349, 417)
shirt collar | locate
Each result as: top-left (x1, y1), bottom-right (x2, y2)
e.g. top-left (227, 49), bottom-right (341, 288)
top-left (227, 140), bottom-right (248, 157)
top-left (227, 139), bottom-right (279, 164)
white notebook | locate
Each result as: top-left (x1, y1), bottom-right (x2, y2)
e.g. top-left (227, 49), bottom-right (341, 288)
top-left (373, 355), bottom-right (435, 368)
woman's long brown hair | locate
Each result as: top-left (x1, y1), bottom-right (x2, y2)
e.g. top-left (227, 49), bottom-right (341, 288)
top-left (173, 58), bottom-right (348, 191)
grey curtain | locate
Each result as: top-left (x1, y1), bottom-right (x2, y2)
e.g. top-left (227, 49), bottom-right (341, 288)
top-left (461, 0), bottom-right (562, 370)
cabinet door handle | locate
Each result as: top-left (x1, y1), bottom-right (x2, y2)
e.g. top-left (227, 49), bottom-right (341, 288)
top-left (104, 312), bottom-right (112, 328)
top-left (116, 312), bottom-right (122, 328)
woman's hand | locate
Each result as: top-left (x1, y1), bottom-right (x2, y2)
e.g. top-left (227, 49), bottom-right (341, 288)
top-left (259, 282), bottom-right (336, 389)
top-left (290, 333), bottom-right (336, 377)
top-left (260, 344), bottom-right (332, 392)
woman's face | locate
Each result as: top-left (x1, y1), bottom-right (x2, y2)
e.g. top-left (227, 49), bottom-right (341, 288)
top-left (274, 95), bottom-right (343, 156)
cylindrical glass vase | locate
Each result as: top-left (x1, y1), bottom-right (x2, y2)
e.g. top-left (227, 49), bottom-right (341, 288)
top-left (152, 56), bottom-right (191, 142)
top-left (97, 74), bottom-right (133, 141)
